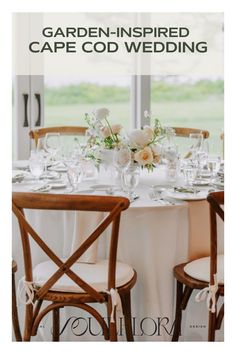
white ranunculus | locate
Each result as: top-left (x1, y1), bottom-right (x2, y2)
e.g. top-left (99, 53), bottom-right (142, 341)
top-left (143, 126), bottom-right (154, 142)
top-left (134, 146), bottom-right (154, 166)
top-left (111, 124), bottom-right (122, 135)
top-left (129, 129), bottom-right (150, 148)
top-left (100, 126), bottom-right (111, 138)
top-left (93, 108), bottom-right (110, 121)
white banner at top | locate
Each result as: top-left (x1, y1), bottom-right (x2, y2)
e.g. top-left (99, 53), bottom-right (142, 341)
top-left (12, 12), bottom-right (223, 76)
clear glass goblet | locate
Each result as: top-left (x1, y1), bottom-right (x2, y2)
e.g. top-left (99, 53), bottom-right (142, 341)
top-left (123, 164), bottom-right (140, 201)
top-left (113, 146), bottom-right (131, 188)
top-left (29, 151), bottom-right (44, 184)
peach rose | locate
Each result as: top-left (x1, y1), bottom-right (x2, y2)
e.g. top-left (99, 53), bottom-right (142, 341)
top-left (111, 124), bottom-right (122, 135)
top-left (134, 146), bottom-right (154, 166)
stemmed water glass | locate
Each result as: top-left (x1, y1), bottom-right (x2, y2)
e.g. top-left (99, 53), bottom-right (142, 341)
top-left (189, 133), bottom-right (204, 159)
top-left (44, 133), bottom-right (61, 161)
top-left (66, 161), bottom-right (84, 193)
top-left (113, 146), bottom-right (131, 188)
top-left (123, 164), bottom-right (140, 201)
top-left (36, 137), bottom-right (50, 176)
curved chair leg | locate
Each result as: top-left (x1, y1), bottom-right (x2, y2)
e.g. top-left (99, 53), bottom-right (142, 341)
top-left (52, 307), bottom-right (60, 341)
top-left (208, 310), bottom-right (216, 341)
top-left (12, 271), bottom-right (22, 341)
top-left (121, 291), bottom-right (134, 341)
top-left (172, 280), bottom-right (184, 341)
top-left (107, 298), bottom-right (117, 341)
top-left (23, 304), bottom-right (33, 341)
top-left (216, 303), bottom-right (224, 330)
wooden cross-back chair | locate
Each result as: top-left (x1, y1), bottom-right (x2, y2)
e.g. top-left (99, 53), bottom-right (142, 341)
top-left (172, 127), bottom-right (209, 139)
top-left (12, 192), bottom-right (137, 342)
top-left (172, 191), bottom-right (224, 341)
top-left (29, 126), bottom-right (88, 147)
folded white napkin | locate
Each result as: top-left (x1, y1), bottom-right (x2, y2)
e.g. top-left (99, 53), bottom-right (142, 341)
top-left (12, 170), bottom-right (24, 178)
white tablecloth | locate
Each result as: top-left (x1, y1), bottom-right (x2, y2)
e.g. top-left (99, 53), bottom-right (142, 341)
top-left (12, 166), bottom-right (224, 341)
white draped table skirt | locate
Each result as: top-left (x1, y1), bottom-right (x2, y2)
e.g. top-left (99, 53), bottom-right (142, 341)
top-left (12, 167), bottom-right (224, 341)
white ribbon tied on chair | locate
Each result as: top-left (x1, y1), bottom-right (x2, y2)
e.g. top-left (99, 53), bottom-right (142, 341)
top-left (195, 274), bottom-right (219, 313)
top-left (106, 288), bottom-right (124, 323)
top-left (17, 277), bottom-right (35, 305)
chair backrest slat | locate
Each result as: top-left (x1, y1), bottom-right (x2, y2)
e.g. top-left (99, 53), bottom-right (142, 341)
top-left (29, 126), bottom-right (88, 146)
top-left (172, 127), bottom-right (209, 139)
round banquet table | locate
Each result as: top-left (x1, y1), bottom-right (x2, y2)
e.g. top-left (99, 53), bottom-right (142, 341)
top-left (12, 164), bottom-right (224, 341)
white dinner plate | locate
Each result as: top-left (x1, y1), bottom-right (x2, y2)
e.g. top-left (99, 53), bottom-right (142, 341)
top-left (212, 181), bottom-right (224, 190)
top-left (12, 160), bottom-right (29, 170)
top-left (198, 171), bottom-right (212, 179)
top-left (90, 184), bottom-right (116, 190)
top-left (40, 171), bottom-right (60, 179)
top-left (31, 184), bottom-right (52, 193)
top-left (48, 166), bottom-right (68, 172)
top-left (165, 190), bottom-right (208, 201)
top-left (193, 179), bottom-right (210, 186)
top-left (12, 169), bottom-right (27, 178)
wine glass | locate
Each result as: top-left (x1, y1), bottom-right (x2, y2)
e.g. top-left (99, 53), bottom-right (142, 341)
top-left (162, 142), bottom-right (178, 163)
top-left (29, 151), bottom-right (44, 183)
top-left (123, 164), bottom-right (140, 201)
top-left (44, 133), bottom-right (61, 160)
top-left (189, 133), bottom-right (204, 159)
top-left (36, 137), bottom-right (50, 175)
top-left (113, 146), bottom-right (131, 187)
top-left (66, 162), bottom-right (84, 192)
top-left (196, 139), bottom-right (209, 169)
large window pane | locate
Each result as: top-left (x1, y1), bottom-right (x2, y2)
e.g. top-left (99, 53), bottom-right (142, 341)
top-left (151, 76), bottom-right (224, 156)
top-left (44, 76), bottom-right (131, 129)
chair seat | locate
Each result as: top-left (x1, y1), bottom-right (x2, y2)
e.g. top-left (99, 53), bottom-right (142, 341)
top-left (33, 259), bottom-right (135, 293)
top-left (183, 255), bottom-right (224, 284)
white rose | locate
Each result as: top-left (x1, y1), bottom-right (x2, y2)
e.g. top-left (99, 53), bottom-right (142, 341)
top-left (100, 126), bottom-right (111, 138)
top-left (111, 124), bottom-right (122, 135)
top-left (134, 146), bottom-right (154, 166)
top-left (129, 129), bottom-right (150, 148)
top-left (93, 108), bottom-right (110, 121)
top-left (143, 126), bottom-right (154, 142)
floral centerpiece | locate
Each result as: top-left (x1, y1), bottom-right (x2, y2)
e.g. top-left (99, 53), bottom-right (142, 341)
top-left (128, 119), bottom-right (165, 172)
top-left (84, 108), bottom-right (165, 172)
